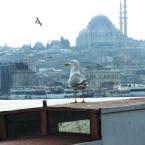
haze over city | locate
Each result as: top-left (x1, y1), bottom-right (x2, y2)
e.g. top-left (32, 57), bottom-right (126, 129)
top-left (0, 0), bottom-right (144, 47)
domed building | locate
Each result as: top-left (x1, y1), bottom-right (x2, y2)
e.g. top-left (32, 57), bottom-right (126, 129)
top-left (75, 0), bottom-right (145, 67)
top-left (76, 15), bottom-right (126, 49)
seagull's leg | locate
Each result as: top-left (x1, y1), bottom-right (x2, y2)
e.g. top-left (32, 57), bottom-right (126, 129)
top-left (74, 91), bottom-right (77, 103)
top-left (81, 90), bottom-right (85, 103)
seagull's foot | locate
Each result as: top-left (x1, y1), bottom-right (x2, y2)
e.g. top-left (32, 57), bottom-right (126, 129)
top-left (81, 100), bottom-right (85, 103)
top-left (71, 101), bottom-right (77, 104)
top-left (74, 99), bottom-right (77, 103)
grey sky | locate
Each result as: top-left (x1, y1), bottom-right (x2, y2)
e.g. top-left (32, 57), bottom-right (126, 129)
top-left (0, 0), bottom-right (144, 47)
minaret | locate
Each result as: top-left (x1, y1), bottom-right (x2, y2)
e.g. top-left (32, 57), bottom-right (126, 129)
top-left (123, 0), bottom-right (127, 36)
top-left (119, 1), bottom-right (123, 33)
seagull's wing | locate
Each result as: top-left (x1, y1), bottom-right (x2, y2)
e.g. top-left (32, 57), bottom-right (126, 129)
top-left (68, 73), bottom-right (87, 88)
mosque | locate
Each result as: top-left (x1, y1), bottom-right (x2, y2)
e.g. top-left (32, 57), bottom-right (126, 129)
top-left (75, 0), bottom-right (145, 67)
top-left (76, 0), bottom-right (131, 49)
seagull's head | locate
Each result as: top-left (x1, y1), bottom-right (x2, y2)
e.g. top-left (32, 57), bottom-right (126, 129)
top-left (65, 60), bottom-right (80, 68)
top-left (65, 60), bottom-right (81, 73)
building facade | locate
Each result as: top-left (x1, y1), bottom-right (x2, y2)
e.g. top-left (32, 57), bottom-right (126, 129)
top-left (11, 70), bottom-right (36, 87)
top-left (83, 65), bottom-right (121, 90)
top-left (0, 62), bottom-right (35, 93)
top-left (0, 63), bottom-right (16, 93)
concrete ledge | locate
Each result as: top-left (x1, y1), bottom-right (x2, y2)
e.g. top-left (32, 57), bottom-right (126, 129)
top-left (74, 140), bottom-right (102, 145)
top-left (101, 103), bottom-right (145, 114)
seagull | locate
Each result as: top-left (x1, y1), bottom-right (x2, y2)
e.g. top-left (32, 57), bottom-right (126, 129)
top-left (65, 60), bottom-right (88, 103)
top-left (35, 17), bottom-right (42, 27)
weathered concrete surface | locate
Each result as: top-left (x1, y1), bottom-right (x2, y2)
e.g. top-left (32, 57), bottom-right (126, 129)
top-left (101, 104), bottom-right (145, 145)
top-left (74, 140), bottom-right (102, 145)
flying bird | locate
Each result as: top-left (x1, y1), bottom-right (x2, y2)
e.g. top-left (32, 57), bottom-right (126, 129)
top-left (65, 60), bottom-right (88, 103)
top-left (35, 17), bottom-right (42, 27)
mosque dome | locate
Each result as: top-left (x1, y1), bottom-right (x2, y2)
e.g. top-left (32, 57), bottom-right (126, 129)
top-left (76, 15), bottom-right (124, 48)
top-left (87, 15), bottom-right (115, 32)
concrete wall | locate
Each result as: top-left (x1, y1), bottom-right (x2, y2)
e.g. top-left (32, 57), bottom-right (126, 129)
top-left (101, 104), bottom-right (145, 145)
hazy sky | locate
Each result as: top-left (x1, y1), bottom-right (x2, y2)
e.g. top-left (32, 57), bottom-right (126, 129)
top-left (0, 0), bottom-right (144, 47)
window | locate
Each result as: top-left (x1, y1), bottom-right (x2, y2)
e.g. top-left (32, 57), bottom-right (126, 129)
top-left (48, 111), bottom-right (90, 136)
top-left (59, 119), bottom-right (90, 134)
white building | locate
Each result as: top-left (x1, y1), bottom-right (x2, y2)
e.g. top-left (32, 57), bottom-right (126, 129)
top-left (83, 65), bottom-right (121, 90)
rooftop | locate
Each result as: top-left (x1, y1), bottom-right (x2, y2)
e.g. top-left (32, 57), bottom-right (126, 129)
top-left (0, 97), bottom-right (145, 114)
top-left (48, 97), bottom-right (145, 111)
top-left (0, 98), bottom-right (126, 112)
top-left (1, 97), bottom-right (145, 145)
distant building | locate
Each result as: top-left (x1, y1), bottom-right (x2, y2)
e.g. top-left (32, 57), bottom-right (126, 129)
top-left (76, 0), bottom-right (128, 48)
top-left (12, 61), bottom-right (36, 87)
top-left (11, 70), bottom-right (36, 87)
top-left (0, 62), bottom-right (35, 93)
top-left (0, 63), bottom-right (14, 93)
top-left (75, 0), bottom-right (145, 67)
top-left (49, 37), bottom-right (70, 49)
top-left (83, 65), bottom-right (121, 90)
top-left (33, 42), bottom-right (45, 50)
top-left (21, 44), bottom-right (31, 50)
top-left (76, 15), bottom-right (126, 49)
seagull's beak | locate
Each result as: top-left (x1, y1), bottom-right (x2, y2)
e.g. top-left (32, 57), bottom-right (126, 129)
top-left (65, 63), bottom-right (70, 67)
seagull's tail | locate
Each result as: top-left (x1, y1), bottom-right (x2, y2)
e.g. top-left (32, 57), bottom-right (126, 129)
top-left (72, 80), bottom-right (88, 88)
top-left (79, 80), bottom-right (88, 87)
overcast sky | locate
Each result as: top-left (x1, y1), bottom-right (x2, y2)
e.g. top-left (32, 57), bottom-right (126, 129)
top-left (0, 0), bottom-right (144, 47)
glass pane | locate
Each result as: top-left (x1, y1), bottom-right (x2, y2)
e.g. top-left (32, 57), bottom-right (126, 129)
top-left (48, 111), bottom-right (90, 135)
top-left (59, 119), bottom-right (90, 134)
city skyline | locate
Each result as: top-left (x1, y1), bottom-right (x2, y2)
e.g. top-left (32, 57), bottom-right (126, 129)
top-left (0, 0), bottom-right (144, 47)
